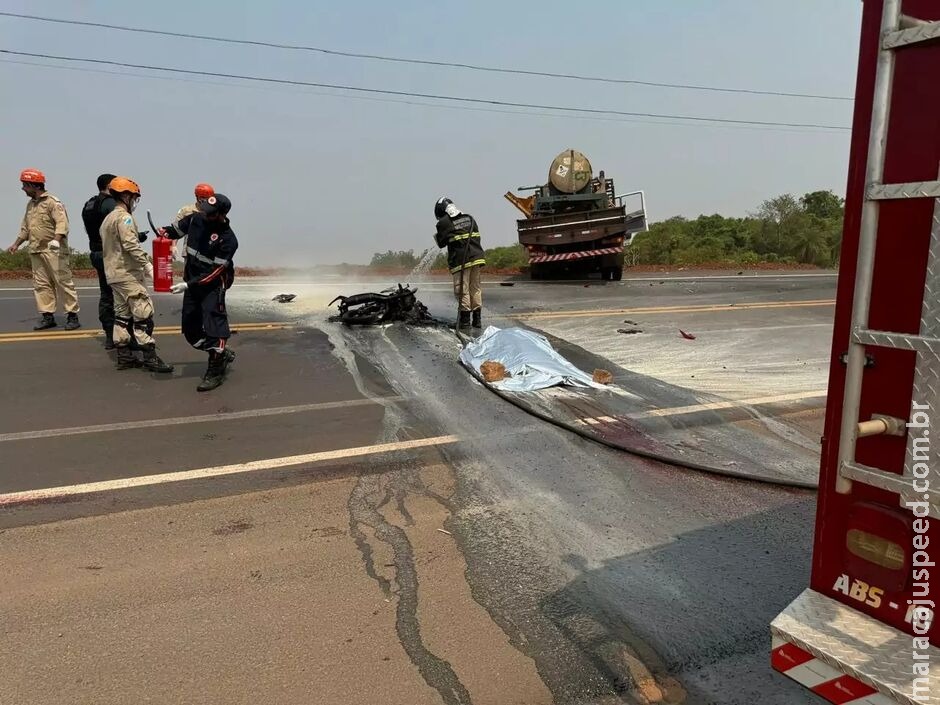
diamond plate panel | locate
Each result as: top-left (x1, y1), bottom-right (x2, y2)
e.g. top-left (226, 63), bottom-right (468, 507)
top-left (842, 461), bottom-right (940, 518)
top-left (771, 589), bottom-right (939, 704)
top-left (854, 329), bottom-right (940, 354)
top-left (868, 181), bottom-right (940, 200)
top-left (902, 197), bottom-right (940, 511)
top-left (883, 20), bottom-right (940, 49)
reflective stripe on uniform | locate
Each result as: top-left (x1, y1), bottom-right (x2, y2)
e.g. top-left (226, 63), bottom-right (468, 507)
top-left (186, 246), bottom-right (228, 266)
top-left (450, 258), bottom-right (486, 273)
top-left (452, 232), bottom-right (481, 242)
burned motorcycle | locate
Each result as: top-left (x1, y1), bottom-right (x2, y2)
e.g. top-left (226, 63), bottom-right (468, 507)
top-left (328, 284), bottom-right (433, 326)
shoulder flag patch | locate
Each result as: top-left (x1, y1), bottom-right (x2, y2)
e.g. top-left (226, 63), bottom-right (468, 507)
top-left (124, 217), bottom-right (133, 225)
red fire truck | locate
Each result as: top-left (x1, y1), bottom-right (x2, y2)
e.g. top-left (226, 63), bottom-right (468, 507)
top-left (771, 1), bottom-right (940, 703)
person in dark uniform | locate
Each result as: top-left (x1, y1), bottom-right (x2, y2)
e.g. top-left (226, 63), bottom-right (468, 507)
top-left (162, 194), bottom-right (238, 392)
top-left (81, 173), bottom-right (117, 347)
top-left (434, 197), bottom-right (485, 329)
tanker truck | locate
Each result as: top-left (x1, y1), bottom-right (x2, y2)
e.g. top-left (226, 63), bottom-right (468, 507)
top-left (505, 150), bottom-right (648, 280)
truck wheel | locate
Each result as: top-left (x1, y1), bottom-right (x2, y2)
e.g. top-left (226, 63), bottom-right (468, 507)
top-left (530, 265), bottom-right (543, 280)
top-left (612, 267), bottom-right (623, 281)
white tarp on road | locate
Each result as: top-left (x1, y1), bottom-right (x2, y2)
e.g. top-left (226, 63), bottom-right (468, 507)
top-left (459, 326), bottom-right (607, 392)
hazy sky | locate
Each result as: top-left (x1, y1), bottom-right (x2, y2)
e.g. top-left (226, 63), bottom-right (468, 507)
top-left (1, 1), bottom-right (862, 266)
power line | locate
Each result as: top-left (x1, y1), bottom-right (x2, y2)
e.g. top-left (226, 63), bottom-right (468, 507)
top-left (0, 57), bottom-right (846, 136)
top-left (0, 11), bottom-right (855, 102)
top-left (0, 49), bottom-right (852, 132)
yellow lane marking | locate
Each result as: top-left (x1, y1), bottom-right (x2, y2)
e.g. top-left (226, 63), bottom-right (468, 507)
top-left (512, 299), bottom-right (836, 320)
top-left (0, 321), bottom-right (294, 344)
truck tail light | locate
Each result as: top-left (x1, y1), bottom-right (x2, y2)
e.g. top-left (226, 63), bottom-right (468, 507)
top-left (844, 503), bottom-right (912, 592)
top-left (846, 529), bottom-right (905, 570)
top-left (601, 236), bottom-right (624, 246)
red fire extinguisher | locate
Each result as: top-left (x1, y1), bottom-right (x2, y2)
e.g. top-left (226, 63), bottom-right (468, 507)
top-left (152, 236), bottom-right (174, 292)
top-left (147, 210), bottom-right (173, 292)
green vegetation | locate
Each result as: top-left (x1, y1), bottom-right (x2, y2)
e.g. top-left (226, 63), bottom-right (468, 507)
top-left (0, 249), bottom-right (93, 271)
top-left (368, 250), bottom-right (428, 268)
top-left (481, 244), bottom-right (528, 269)
top-left (629, 190), bottom-right (844, 267)
top-left (370, 244), bottom-right (528, 271)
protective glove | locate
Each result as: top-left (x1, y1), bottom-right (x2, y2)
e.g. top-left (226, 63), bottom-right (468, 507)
top-left (48, 239), bottom-right (61, 252)
top-left (145, 263), bottom-right (154, 281)
top-left (138, 230), bottom-right (149, 243)
top-left (170, 282), bottom-right (188, 294)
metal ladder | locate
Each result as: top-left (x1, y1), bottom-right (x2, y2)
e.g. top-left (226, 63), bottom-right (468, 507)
top-left (837, 0), bottom-right (940, 516)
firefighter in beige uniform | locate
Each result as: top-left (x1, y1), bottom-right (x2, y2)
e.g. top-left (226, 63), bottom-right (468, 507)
top-left (7, 168), bottom-right (81, 331)
top-left (99, 177), bottom-right (173, 373)
top-left (172, 183), bottom-right (214, 260)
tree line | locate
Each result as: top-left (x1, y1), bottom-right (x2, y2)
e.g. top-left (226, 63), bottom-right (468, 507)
top-left (370, 190), bottom-right (845, 271)
top-left (629, 190), bottom-right (844, 267)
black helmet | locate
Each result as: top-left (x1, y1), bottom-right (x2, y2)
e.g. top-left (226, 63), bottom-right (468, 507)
top-left (434, 197), bottom-right (452, 219)
top-left (201, 193), bottom-right (232, 216)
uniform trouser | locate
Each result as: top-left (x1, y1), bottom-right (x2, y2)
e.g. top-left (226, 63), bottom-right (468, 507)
top-left (89, 251), bottom-right (115, 336)
top-left (182, 283), bottom-right (230, 353)
top-left (110, 277), bottom-right (155, 348)
top-left (452, 265), bottom-right (483, 312)
top-left (29, 248), bottom-right (80, 314)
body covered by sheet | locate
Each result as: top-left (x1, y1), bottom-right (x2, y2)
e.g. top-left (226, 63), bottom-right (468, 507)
top-left (459, 326), bottom-right (608, 391)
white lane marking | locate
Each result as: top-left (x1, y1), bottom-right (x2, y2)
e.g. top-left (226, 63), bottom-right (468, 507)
top-left (631, 390), bottom-right (827, 418)
top-left (575, 390), bottom-right (827, 425)
top-left (0, 434), bottom-right (459, 506)
top-left (0, 397), bottom-right (404, 443)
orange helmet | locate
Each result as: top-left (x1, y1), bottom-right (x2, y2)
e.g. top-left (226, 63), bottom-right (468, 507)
top-left (108, 177), bottom-right (141, 196)
top-left (20, 168), bottom-right (45, 184)
top-left (194, 183), bottom-right (215, 198)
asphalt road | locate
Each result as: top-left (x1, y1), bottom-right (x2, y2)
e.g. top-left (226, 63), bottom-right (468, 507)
top-left (0, 271), bottom-right (835, 704)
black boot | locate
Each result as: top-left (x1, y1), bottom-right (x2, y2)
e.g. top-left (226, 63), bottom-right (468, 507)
top-left (456, 310), bottom-right (472, 329)
top-left (471, 309), bottom-right (482, 329)
top-left (33, 313), bottom-right (56, 331)
top-left (197, 352), bottom-right (226, 392)
top-left (115, 347), bottom-right (140, 370)
top-left (64, 313), bottom-right (81, 331)
top-left (103, 332), bottom-right (115, 350)
top-left (142, 345), bottom-right (174, 374)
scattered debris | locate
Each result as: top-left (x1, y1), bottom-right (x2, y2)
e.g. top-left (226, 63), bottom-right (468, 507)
top-left (329, 284), bottom-right (432, 326)
top-left (272, 293), bottom-right (296, 303)
top-left (617, 328), bottom-right (643, 335)
top-left (436, 528), bottom-right (452, 536)
top-left (593, 369), bottom-right (614, 385)
top-left (686, 288), bottom-right (695, 294)
top-left (499, 282), bottom-right (515, 287)
top-left (480, 360), bottom-right (509, 382)
top-left (736, 271), bottom-right (744, 276)
top-left (679, 329), bottom-right (697, 340)
top-left (623, 319), bottom-right (639, 325)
